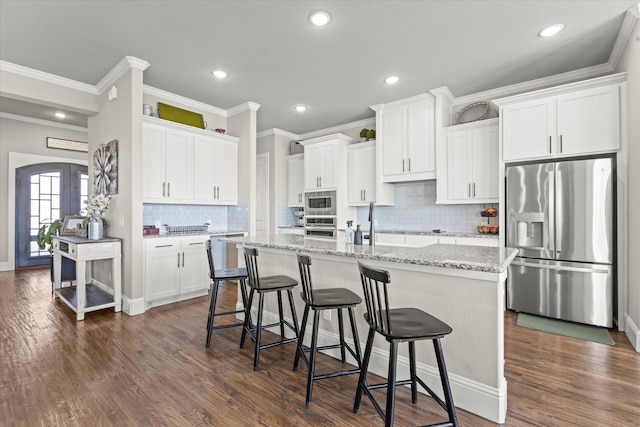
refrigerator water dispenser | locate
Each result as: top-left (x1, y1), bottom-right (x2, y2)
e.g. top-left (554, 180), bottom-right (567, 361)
top-left (514, 212), bottom-right (544, 248)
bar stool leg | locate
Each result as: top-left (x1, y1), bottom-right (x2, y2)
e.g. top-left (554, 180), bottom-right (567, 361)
top-left (238, 279), bottom-right (253, 330)
top-left (409, 341), bottom-right (418, 403)
top-left (306, 309), bottom-right (321, 407)
top-left (240, 288), bottom-right (255, 349)
top-left (286, 289), bottom-right (300, 338)
top-left (253, 293), bottom-right (266, 371)
top-left (337, 308), bottom-right (346, 363)
top-left (205, 280), bottom-right (220, 348)
top-left (434, 339), bottom-right (459, 426)
top-left (293, 304), bottom-right (310, 371)
top-left (353, 328), bottom-right (376, 413)
top-left (276, 291), bottom-right (286, 337)
top-left (385, 342), bottom-right (399, 427)
top-left (347, 307), bottom-right (362, 367)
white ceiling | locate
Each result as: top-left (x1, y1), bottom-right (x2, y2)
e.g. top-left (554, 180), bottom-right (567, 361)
top-left (0, 1), bottom-right (637, 134)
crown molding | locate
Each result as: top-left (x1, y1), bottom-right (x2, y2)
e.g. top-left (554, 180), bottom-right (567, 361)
top-left (95, 56), bottom-right (150, 94)
top-left (608, 4), bottom-right (640, 69)
top-left (0, 112), bottom-right (88, 132)
top-left (257, 128), bottom-right (299, 140)
top-left (143, 85), bottom-right (227, 116)
top-left (298, 116), bottom-right (376, 140)
top-left (0, 60), bottom-right (98, 95)
top-left (453, 62), bottom-right (613, 106)
top-left (227, 101), bottom-right (261, 116)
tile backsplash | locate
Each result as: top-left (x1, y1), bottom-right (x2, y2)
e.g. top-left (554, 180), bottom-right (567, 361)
top-left (354, 181), bottom-right (493, 233)
top-left (143, 202), bottom-right (248, 231)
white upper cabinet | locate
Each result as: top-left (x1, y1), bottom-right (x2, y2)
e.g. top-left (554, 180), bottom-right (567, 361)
top-left (287, 154), bottom-right (304, 207)
top-left (143, 117), bottom-right (239, 205)
top-left (193, 135), bottom-right (238, 205)
top-left (142, 123), bottom-right (192, 203)
top-left (348, 142), bottom-right (376, 206)
top-left (374, 93), bottom-right (436, 182)
top-left (302, 135), bottom-right (350, 191)
top-left (496, 74), bottom-right (625, 162)
top-left (438, 119), bottom-right (499, 204)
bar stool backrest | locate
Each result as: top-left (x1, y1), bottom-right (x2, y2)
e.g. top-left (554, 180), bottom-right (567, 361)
top-left (358, 261), bottom-right (392, 335)
top-left (205, 240), bottom-right (215, 279)
top-left (296, 252), bottom-right (314, 305)
top-left (243, 246), bottom-right (261, 289)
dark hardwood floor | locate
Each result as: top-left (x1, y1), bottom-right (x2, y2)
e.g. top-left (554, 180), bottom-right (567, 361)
top-left (2, 267), bottom-right (639, 426)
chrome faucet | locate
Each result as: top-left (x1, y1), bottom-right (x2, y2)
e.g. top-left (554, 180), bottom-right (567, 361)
top-left (368, 202), bottom-right (375, 246)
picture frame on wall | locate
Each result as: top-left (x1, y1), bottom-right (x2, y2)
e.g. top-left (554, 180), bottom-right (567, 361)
top-left (93, 139), bottom-right (118, 195)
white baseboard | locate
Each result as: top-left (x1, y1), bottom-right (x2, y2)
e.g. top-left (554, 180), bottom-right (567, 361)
top-left (123, 295), bottom-right (145, 316)
top-left (0, 262), bottom-right (11, 272)
top-left (242, 305), bottom-right (506, 424)
top-left (624, 313), bottom-right (640, 352)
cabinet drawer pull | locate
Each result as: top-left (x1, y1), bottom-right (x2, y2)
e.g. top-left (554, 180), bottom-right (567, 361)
top-left (154, 244), bottom-right (173, 248)
top-left (189, 242), bottom-right (204, 246)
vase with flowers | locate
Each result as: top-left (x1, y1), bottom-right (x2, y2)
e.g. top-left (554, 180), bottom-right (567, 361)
top-left (83, 193), bottom-right (112, 240)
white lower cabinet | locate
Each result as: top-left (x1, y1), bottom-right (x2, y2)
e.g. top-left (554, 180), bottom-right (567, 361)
top-left (145, 236), bottom-right (210, 306)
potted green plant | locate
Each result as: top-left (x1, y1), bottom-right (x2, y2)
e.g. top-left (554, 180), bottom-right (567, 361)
top-left (36, 219), bottom-right (76, 283)
top-left (360, 128), bottom-right (369, 142)
top-left (366, 129), bottom-right (376, 140)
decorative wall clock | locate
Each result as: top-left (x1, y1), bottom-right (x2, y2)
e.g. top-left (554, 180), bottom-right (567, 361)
top-left (93, 139), bottom-right (118, 195)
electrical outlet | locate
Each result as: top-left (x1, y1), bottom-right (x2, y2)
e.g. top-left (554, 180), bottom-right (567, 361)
top-left (322, 310), bottom-right (331, 321)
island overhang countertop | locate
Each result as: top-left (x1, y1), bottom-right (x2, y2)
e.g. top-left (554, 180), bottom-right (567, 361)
top-left (225, 234), bottom-right (517, 274)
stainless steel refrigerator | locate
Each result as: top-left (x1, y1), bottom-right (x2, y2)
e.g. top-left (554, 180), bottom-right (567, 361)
top-left (505, 156), bottom-right (615, 327)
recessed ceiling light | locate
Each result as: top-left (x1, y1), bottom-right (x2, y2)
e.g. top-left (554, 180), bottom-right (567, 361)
top-left (385, 75), bottom-right (400, 84)
top-left (54, 112), bottom-right (66, 119)
top-left (538, 24), bottom-right (564, 37)
top-left (211, 70), bottom-right (228, 79)
top-left (295, 105), bottom-right (307, 112)
top-left (309, 11), bottom-right (331, 26)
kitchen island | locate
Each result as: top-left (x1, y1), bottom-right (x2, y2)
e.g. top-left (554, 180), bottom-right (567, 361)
top-left (228, 234), bottom-right (517, 423)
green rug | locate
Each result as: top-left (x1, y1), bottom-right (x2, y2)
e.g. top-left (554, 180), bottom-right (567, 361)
top-left (516, 313), bottom-right (615, 345)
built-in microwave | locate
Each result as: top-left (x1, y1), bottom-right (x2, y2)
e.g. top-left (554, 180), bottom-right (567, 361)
top-left (305, 191), bottom-right (336, 216)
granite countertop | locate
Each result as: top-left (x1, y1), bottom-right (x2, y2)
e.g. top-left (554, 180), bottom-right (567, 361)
top-left (227, 234), bottom-right (517, 274)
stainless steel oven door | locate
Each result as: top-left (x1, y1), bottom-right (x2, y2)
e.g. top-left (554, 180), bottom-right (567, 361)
top-left (304, 227), bottom-right (337, 240)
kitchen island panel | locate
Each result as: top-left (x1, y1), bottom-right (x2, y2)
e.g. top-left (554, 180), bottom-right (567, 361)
top-left (233, 245), bottom-right (507, 423)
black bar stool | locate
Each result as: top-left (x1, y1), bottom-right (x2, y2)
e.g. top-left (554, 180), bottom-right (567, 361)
top-left (204, 240), bottom-right (251, 348)
top-left (240, 246), bottom-right (300, 371)
top-left (353, 261), bottom-right (458, 427)
top-left (293, 252), bottom-right (363, 408)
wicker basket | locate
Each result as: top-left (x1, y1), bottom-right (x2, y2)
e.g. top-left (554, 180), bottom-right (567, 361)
top-left (166, 224), bottom-right (209, 235)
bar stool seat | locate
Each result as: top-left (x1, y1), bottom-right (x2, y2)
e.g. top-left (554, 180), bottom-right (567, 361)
top-left (240, 247), bottom-right (300, 371)
top-left (353, 261), bottom-right (458, 427)
top-left (293, 252), bottom-right (362, 408)
top-left (204, 240), bottom-right (251, 348)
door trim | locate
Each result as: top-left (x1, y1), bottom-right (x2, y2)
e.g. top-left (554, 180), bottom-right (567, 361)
top-left (4, 152), bottom-right (87, 271)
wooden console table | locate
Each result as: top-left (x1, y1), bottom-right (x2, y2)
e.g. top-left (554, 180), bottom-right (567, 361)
top-left (52, 235), bottom-right (122, 321)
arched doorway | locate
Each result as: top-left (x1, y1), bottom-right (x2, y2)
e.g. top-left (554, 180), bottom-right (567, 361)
top-left (15, 162), bottom-right (88, 268)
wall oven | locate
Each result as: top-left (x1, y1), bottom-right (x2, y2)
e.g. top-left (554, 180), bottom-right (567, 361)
top-left (305, 191), bottom-right (336, 216)
top-left (304, 216), bottom-right (337, 240)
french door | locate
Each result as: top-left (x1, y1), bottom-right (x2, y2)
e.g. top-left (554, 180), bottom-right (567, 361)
top-left (15, 162), bottom-right (88, 268)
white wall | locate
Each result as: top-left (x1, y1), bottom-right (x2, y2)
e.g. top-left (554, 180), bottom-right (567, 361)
top-left (615, 19), bottom-right (640, 350)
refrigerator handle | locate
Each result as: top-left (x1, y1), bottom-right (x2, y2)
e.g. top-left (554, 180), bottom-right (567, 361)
top-left (555, 167), bottom-right (562, 257)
